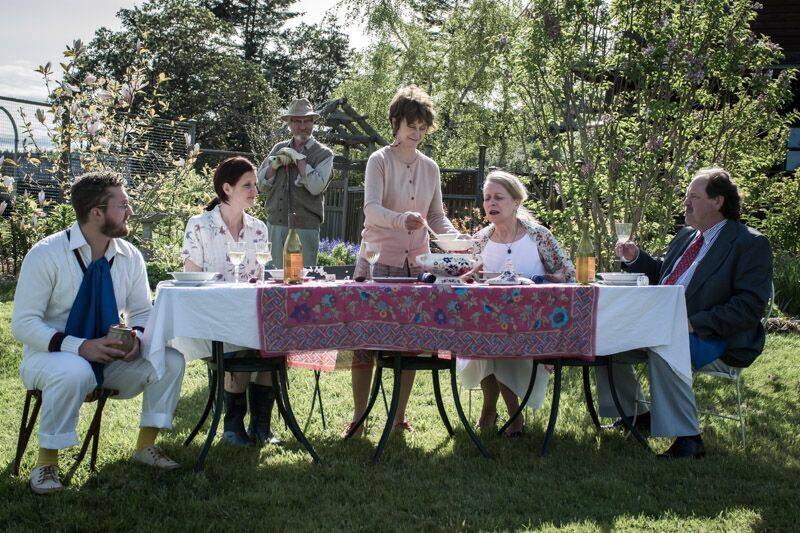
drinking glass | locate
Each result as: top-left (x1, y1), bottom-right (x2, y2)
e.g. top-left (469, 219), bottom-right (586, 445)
top-left (254, 242), bottom-right (272, 284)
top-left (228, 241), bottom-right (246, 283)
top-left (614, 222), bottom-right (632, 272)
top-left (614, 222), bottom-right (632, 242)
top-left (362, 242), bottom-right (381, 282)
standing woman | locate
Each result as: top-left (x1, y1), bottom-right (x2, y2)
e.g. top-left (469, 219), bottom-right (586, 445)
top-left (182, 156), bottom-right (279, 446)
top-left (346, 85), bottom-right (459, 436)
top-left (458, 170), bottom-right (575, 436)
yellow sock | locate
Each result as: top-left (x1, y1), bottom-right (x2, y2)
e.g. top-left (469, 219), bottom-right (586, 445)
top-left (135, 427), bottom-right (160, 452)
top-left (36, 447), bottom-right (58, 467)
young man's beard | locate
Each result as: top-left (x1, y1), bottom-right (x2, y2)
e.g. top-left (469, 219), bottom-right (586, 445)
top-left (101, 218), bottom-right (129, 238)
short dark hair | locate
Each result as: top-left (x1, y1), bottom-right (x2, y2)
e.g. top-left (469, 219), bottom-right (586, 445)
top-left (696, 167), bottom-right (741, 220)
top-left (388, 85), bottom-right (436, 136)
top-left (205, 156), bottom-right (257, 211)
top-left (70, 171), bottom-right (126, 223)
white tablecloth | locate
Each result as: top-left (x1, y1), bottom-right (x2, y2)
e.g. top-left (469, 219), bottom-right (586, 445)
top-left (142, 282), bottom-right (691, 385)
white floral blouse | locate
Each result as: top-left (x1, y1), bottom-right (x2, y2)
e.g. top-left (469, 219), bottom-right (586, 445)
top-left (182, 205), bottom-right (270, 282)
top-left (473, 218), bottom-right (577, 282)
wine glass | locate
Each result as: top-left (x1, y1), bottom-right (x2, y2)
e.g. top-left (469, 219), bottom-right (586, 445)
top-left (254, 242), bottom-right (272, 284)
top-left (228, 241), bottom-right (246, 283)
top-left (614, 222), bottom-right (632, 272)
top-left (614, 222), bottom-right (632, 242)
top-left (362, 241), bottom-right (381, 282)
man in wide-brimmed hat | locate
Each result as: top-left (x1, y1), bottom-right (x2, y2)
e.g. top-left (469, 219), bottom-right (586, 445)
top-left (257, 98), bottom-right (334, 267)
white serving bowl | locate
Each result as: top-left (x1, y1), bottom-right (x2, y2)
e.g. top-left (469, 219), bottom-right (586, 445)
top-left (266, 269), bottom-right (284, 280)
top-left (170, 271), bottom-right (218, 282)
top-left (434, 232), bottom-right (463, 241)
top-left (416, 253), bottom-right (478, 277)
top-left (433, 238), bottom-right (475, 253)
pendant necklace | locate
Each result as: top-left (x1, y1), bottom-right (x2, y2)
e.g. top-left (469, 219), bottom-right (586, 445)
top-left (504, 224), bottom-right (521, 254)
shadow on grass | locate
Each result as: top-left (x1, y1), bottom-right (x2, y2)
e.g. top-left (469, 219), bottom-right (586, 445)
top-left (2, 361), bottom-right (799, 531)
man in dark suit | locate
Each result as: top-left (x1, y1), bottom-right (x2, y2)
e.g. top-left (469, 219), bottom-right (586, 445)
top-left (599, 167), bottom-right (773, 459)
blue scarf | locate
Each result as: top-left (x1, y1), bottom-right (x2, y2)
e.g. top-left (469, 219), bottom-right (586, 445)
top-left (65, 239), bottom-right (119, 386)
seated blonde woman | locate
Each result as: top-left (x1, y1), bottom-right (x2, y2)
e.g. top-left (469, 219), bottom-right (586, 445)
top-left (182, 156), bottom-right (279, 447)
top-left (457, 170), bottom-right (576, 437)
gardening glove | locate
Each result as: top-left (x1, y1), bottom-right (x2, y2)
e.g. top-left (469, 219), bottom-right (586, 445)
top-left (278, 147), bottom-right (306, 162)
top-left (268, 153), bottom-right (293, 169)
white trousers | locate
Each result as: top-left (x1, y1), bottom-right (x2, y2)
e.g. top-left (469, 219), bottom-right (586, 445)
top-left (19, 348), bottom-right (185, 450)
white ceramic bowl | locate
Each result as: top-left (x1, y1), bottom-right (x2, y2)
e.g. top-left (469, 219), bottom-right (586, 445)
top-left (266, 269), bottom-right (284, 280)
top-left (434, 233), bottom-right (463, 241)
top-left (416, 253), bottom-right (478, 277)
top-left (170, 271), bottom-right (218, 282)
top-left (433, 239), bottom-right (475, 253)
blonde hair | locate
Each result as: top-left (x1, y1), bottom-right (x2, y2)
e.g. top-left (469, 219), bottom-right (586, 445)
top-left (483, 170), bottom-right (537, 224)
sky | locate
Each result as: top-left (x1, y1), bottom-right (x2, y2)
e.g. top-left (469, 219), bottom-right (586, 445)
top-left (0, 0), bottom-right (368, 101)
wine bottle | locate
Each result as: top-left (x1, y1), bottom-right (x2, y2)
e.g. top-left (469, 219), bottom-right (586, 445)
top-left (283, 213), bottom-right (303, 284)
top-left (576, 225), bottom-right (595, 285)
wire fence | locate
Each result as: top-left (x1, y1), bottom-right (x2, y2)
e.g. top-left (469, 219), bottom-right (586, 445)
top-left (0, 95), bottom-right (196, 208)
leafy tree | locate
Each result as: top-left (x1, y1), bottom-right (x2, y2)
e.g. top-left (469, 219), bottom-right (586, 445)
top-left (199, 1), bottom-right (352, 107)
top-left (197, 0), bottom-right (300, 61)
top-left (78, 0), bottom-right (280, 151)
top-left (263, 20), bottom-right (352, 104)
top-left (337, 0), bottom-right (796, 267)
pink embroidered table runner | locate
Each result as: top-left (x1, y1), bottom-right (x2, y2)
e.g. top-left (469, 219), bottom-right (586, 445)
top-left (258, 282), bottom-right (598, 365)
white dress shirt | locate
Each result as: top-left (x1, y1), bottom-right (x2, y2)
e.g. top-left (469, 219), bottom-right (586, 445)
top-left (11, 222), bottom-right (152, 357)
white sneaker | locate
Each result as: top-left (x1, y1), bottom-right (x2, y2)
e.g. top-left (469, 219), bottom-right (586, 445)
top-left (131, 446), bottom-right (180, 471)
top-left (30, 464), bottom-right (63, 495)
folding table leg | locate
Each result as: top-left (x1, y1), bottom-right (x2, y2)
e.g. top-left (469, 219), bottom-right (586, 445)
top-left (607, 362), bottom-right (651, 452)
top-left (449, 361), bottom-right (491, 459)
top-left (185, 367), bottom-right (217, 446)
top-left (344, 365), bottom-right (383, 441)
top-left (499, 362), bottom-right (539, 435)
top-left (304, 370), bottom-right (327, 433)
top-left (583, 367), bottom-right (602, 430)
top-left (277, 361), bottom-right (320, 463)
top-left (372, 355), bottom-right (403, 463)
top-left (540, 364), bottom-right (563, 456)
top-left (432, 368), bottom-right (454, 436)
top-left (315, 371), bottom-right (327, 430)
top-left (195, 342), bottom-right (226, 472)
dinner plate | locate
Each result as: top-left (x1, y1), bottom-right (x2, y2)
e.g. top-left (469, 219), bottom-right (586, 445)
top-left (597, 272), bottom-right (641, 281)
top-left (170, 271), bottom-right (218, 282)
top-left (372, 277), bottom-right (418, 284)
top-left (166, 280), bottom-right (210, 287)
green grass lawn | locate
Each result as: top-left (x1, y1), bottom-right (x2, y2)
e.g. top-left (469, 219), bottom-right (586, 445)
top-left (1, 291), bottom-right (799, 531)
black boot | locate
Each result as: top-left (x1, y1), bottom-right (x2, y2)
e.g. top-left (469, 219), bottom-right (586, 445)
top-left (222, 391), bottom-right (253, 446)
top-left (248, 383), bottom-right (282, 446)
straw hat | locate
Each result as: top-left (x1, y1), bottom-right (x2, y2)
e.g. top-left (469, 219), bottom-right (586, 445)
top-left (281, 98), bottom-right (320, 121)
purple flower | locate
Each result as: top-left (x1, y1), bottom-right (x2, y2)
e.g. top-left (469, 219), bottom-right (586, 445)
top-left (290, 303), bottom-right (312, 322)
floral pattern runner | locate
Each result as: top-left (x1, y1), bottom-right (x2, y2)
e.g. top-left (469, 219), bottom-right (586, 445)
top-left (259, 282), bottom-right (598, 367)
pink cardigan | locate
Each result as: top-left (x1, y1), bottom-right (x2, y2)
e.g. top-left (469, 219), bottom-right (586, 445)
top-left (360, 146), bottom-right (456, 268)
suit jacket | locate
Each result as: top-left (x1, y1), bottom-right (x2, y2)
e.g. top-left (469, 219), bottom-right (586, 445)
top-left (624, 220), bottom-right (773, 367)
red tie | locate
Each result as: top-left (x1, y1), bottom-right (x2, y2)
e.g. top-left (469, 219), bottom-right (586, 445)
top-left (664, 233), bottom-right (704, 285)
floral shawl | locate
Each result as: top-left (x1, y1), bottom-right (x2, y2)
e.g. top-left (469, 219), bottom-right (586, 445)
top-left (473, 218), bottom-right (576, 282)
